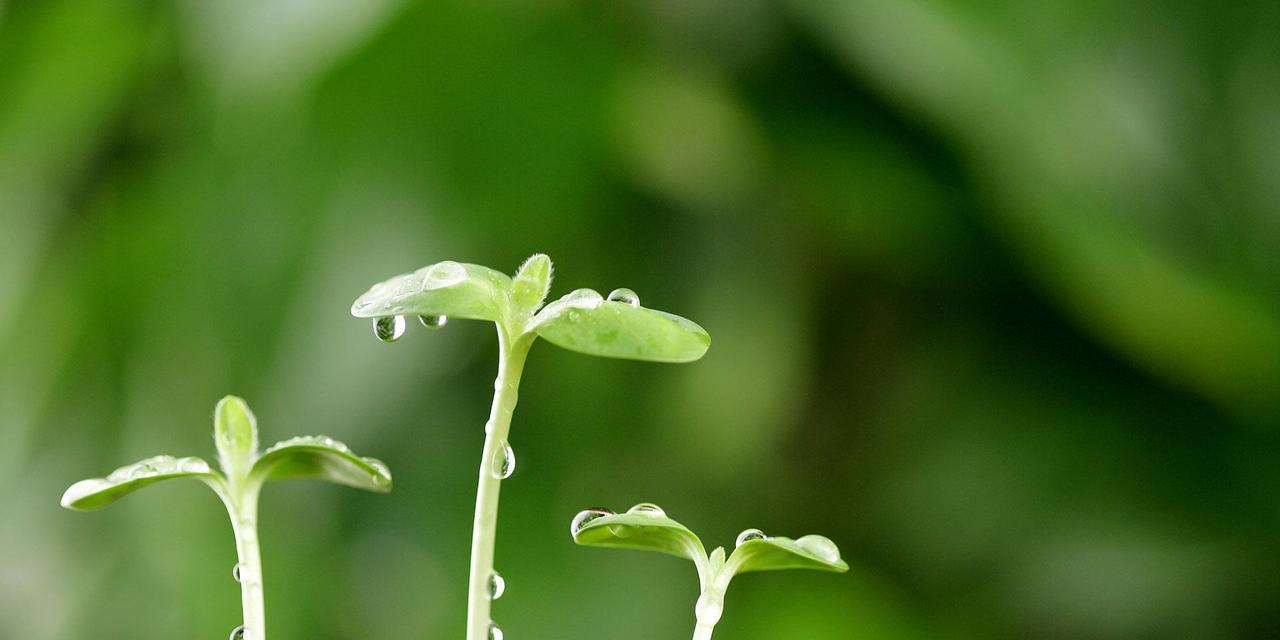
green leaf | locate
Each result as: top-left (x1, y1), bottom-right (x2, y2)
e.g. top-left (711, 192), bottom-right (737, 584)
top-left (250, 435), bottom-right (392, 493)
top-left (725, 534), bottom-right (849, 576)
top-left (60, 455), bottom-right (217, 511)
top-left (351, 260), bottom-right (513, 323)
top-left (511, 253), bottom-right (553, 314)
top-left (214, 395), bottom-right (258, 477)
top-left (571, 507), bottom-right (707, 564)
top-left (530, 289), bottom-right (710, 363)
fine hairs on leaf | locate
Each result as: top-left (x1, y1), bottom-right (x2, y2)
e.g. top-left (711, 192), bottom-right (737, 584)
top-left (60, 396), bottom-right (392, 640)
top-left (352, 253), bottom-right (710, 640)
top-left (570, 504), bottom-right (848, 639)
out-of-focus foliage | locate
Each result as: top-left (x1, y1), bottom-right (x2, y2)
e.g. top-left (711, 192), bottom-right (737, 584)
top-left (1, 0), bottom-right (1277, 638)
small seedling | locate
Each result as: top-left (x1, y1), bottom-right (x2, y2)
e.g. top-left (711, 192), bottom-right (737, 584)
top-left (60, 396), bottom-right (392, 640)
top-left (351, 254), bottom-right (709, 640)
top-left (571, 504), bottom-right (848, 639)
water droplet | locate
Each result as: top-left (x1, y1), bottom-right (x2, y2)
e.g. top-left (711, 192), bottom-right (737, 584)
top-left (487, 621), bottom-right (504, 640)
top-left (373, 315), bottom-right (406, 342)
top-left (491, 443), bottom-right (515, 479)
top-left (365, 458), bottom-right (391, 487)
top-left (229, 625), bottom-right (245, 640)
top-left (418, 315), bottom-right (448, 329)
top-left (129, 462), bottom-right (159, 480)
top-left (232, 563), bottom-right (242, 582)
top-left (570, 508), bottom-right (614, 536)
top-left (606, 288), bottom-right (640, 307)
top-left (626, 503), bottom-right (666, 517)
top-left (488, 572), bottom-right (506, 600)
top-left (795, 535), bottom-right (841, 563)
top-left (695, 593), bottom-right (724, 625)
top-left (563, 288), bottom-right (603, 310)
top-left (423, 261), bottom-right (467, 290)
top-left (735, 529), bottom-right (767, 547)
top-left (177, 457), bottom-right (209, 473)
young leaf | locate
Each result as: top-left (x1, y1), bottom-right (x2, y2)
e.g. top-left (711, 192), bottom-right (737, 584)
top-left (530, 290), bottom-right (710, 363)
top-left (725, 534), bottom-right (849, 575)
top-left (60, 455), bottom-right (217, 511)
top-left (351, 260), bottom-right (513, 323)
top-left (510, 253), bottom-right (553, 314)
top-left (250, 436), bottom-right (392, 493)
top-left (571, 507), bottom-right (707, 565)
top-left (215, 395), bottom-right (259, 477)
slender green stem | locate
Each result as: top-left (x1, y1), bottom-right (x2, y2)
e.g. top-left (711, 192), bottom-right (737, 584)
top-left (692, 622), bottom-right (716, 640)
top-left (466, 327), bottom-right (531, 640)
top-left (216, 482), bottom-right (265, 640)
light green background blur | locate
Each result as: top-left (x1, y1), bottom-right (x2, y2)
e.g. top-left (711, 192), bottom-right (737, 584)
top-left (2, 0), bottom-right (1278, 638)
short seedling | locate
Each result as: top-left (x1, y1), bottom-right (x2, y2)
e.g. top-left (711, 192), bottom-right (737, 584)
top-left (351, 255), bottom-right (709, 640)
top-left (60, 396), bottom-right (392, 640)
top-left (571, 504), bottom-right (848, 640)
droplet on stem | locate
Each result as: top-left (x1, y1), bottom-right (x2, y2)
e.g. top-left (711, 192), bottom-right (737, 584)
top-left (695, 593), bottom-right (724, 626)
top-left (570, 508), bottom-right (614, 536)
top-left (229, 625), bottom-right (245, 640)
top-left (492, 442), bottom-right (515, 479)
top-left (487, 621), bottom-right (504, 640)
top-left (488, 571), bottom-right (506, 600)
top-left (418, 315), bottom-right (448, 329)
top-left (606, 287), bottom-right (640, 307)
top-left (735, 528), bottom-right (767, 547)
top-left (373, 315), bottom-right (406, 342)
top-left (232, 563), bottom-right (242, 583)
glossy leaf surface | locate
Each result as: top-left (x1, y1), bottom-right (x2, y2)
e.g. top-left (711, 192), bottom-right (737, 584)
top-left (532, 291), bottom-right (710, 362)
top-left (60, 455), bottom-right (216, 511)
top-left (251, 435), bottom-right (392, 492)
top-left (351, 260), bottom-right (513, 322)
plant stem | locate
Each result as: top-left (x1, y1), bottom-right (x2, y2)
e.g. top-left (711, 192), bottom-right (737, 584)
top-left (221, 487), bottom-right (266, 640)
top-left (692, 622), bottom-right (716, 640)
top-left (466, 327), bottom-right (531, 640)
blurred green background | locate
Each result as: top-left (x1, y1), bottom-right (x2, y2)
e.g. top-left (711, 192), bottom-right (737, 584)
top-left (2, 0), bottom-right (1279, 638)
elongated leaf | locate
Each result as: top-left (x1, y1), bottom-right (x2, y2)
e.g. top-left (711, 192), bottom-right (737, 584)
top-left (60, 455), bottom-right (217, 511)
top-left (351, 260), bottom-right (513, 322)
top-left (531, 289), bottom-right (710, 362)
top-left (214, 395), bottom-right (258, 478)
top-left (571, 507), bottom-right (706, 563)
top-left (250, 435), bottom-right (392, 492)
top-left (725, 534), bottom-right (848, 575)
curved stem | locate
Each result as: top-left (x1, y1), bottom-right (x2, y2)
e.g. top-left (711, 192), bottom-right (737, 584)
top-left (216, 482), bottom-right (265, 640)
top-left (466, 328), bottom-right (531, 640)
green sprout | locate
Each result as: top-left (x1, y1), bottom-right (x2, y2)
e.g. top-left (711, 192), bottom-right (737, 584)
top-left (571, 504), bottom-right (848, 640)
top-left (351, 254), bottom-right (709, 640)
top-left (60, 396), bottom-right (392, 640)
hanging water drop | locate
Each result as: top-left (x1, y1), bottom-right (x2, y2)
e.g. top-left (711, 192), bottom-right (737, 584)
top-left (570, 508), bottom-right (614, 536)
top-left (735, 528), bottom-right (767, 547)
top-left (487, 621), bottom-right (504, 640)
top-left (228, 625), bottom-right (245, 640)
top-left (232, 563), bottom-right (242, 583)
top-left (418, 314), bottom-right (448, 329)
top-left (626, 502), bottom-right (666, 517)
top-left (795, 535), bottom-right (841, 563)
top-left (606, 288), bottom-right (640, 307)
top-left (488, 571), bottom-right (506, 600)
top-left (373, 315), bottom-right (407, 342)
top-left (491, 442), bottom-right (515, 479)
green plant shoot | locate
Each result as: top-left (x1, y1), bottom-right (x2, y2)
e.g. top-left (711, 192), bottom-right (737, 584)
top-left (351, 254), bottom-right (709, 640)
top-left (60, 396), bottom-right (392, 640)
top-left (571, 504), bottom-right (848, 640)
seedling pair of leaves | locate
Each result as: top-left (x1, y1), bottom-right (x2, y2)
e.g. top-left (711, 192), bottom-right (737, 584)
top-left (352, 254), bottom-right (844, 640)
top-left (61, 396), bottom-right (391, 640)
top-left (571, 505), bottom-right (848, 639)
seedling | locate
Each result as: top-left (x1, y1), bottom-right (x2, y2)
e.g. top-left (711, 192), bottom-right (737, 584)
top-left (570, 504), bottom-right (848, 639)
top-left (351, 254), bottom-right (709, 640)
top-left (60, 396), bottom-right (392, 640)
